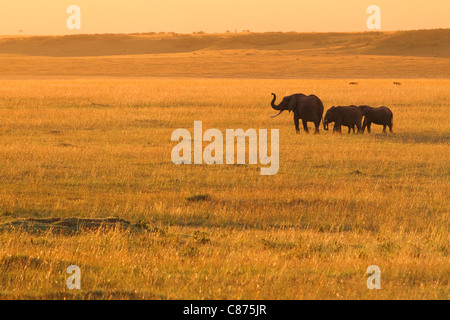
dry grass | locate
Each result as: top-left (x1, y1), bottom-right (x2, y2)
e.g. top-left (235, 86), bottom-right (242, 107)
top-left (0, 78), bottom-right (448, 299)
top-left (1, 52), bottom-right (449, 79)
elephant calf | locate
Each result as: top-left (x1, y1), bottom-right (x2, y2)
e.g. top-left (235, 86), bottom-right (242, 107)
top-left (359, 105), bottom-right (393, 133)
top-left (323, 106), bottom-right (362, 134)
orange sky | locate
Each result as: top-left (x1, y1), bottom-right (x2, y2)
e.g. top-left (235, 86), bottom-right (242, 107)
top-left (0, 0), bottom-right (449, 35)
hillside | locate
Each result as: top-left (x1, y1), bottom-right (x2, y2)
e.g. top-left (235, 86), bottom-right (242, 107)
top-left (0, 30), bottom-right (449, 78)
top-left (1, 29), bottom-right (449, 57)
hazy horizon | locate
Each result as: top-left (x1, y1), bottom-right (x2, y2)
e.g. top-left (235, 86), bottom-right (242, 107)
top-left (1, 0), bottom-right (449, 35)
top-left (2, 28), bottom-right (450, 38)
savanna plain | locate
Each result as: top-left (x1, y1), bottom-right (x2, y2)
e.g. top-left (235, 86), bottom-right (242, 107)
top-left (0, 30), bottom-right (448, 299)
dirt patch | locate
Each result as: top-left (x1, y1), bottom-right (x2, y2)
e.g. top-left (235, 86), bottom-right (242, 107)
top-left (0, 217), bottom-right (149, 234)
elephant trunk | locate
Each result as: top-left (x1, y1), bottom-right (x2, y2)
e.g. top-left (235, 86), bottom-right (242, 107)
top-left (270, 93), bottom-right (284, 118)
top-left (271, 93), bottom-right (282, 110)
top-left (323, 120), bottom-right (329, 131)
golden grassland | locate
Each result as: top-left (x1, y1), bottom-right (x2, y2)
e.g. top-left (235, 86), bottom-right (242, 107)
top-left (0, 78), bottom-right (448, 299)
top-left (1, 52), bottom-right (449, 79)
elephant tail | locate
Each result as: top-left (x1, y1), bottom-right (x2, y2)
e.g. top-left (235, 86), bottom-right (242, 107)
top-left (311, 94), bottom-right (325, 126)
top-left (318, 99), bottom-right (325, 126)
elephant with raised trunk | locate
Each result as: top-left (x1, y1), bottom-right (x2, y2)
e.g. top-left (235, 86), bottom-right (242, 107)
top-left (270, 93), bottom-right (324, 134)
top-left (323, 106), bottom-right (362, 134)
top-left (358, 105), bottom-right (393, 133)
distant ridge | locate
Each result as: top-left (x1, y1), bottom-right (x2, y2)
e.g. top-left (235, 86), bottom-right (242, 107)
top-left (0, 29), bottom-right (449, 58)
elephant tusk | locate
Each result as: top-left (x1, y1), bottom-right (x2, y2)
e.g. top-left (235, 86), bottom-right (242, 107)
top-left (270, 110), bottom-right (284, 118)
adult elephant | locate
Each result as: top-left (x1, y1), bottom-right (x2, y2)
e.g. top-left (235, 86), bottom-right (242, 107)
top-left (358, 105), bottom-right (393, 133)
top-left (323, 106), bottom-right (362, 134)
top-left (270, 93), bottom-right (324, 134)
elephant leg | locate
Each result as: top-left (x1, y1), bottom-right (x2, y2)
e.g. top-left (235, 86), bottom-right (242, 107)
top-left (356, 124), bottom-right (362, 134)
top-left (314, 120), bottom-right (320, 134)
top-left (383, 125), bottom-right (387, 134)
top-left (362, 119), bottom-right (367, 133)
top-left (347, 126), bottom-right (351, 134)
top-left (302, 119), bottom-right (309, 133)
top-left (333, 124), bottom-right (341, 134)
top-left (389, 124), bottom-right (393, 133)
top-left (294, 113), bottom-right (300, 134)
top-left (367, 123), bottom-right (371, 134)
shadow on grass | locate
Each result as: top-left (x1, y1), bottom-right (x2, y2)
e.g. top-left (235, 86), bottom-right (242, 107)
top-left (0, 217), bottom-right (150, 235)
top-left (0, 290), bottom-right (167, 300)
top-left (151, 197), bottom-right (381, 232)
top-left (371, 132), bottom-right (450, 144)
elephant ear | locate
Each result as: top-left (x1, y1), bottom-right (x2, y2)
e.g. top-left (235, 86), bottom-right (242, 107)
top-left (335, 107), bottom-right (343, 126)
top-left (287, 96), bottom-right (297, 112)
top-left (359, 105), bottom-right (371, 116)
top-left (329, 106), bottom-right (337, 119)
